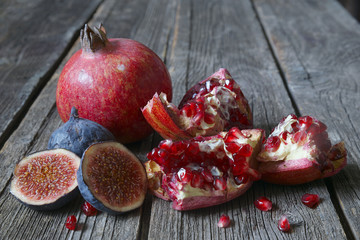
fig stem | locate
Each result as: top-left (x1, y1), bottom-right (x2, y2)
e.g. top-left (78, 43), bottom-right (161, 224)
top-left (80, 24), bottom-right (109, 53)
top-left (70, 107), bottom-right (79, 119)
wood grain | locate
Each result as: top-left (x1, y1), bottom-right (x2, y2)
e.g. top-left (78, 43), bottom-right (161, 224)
top-left (0, 0), bottom-right (102, 147)
top-left (253, 0), bottom-right (360, 238)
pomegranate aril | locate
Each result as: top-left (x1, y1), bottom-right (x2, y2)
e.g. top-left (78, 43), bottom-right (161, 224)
top-left (293, 131), bottom-right (307, 144)
top-left (81, 201), bottom-right (98, 216)
top-left (191, 172), bottom-right (205, 188)
top-left (226, 142), bottom-right (241, 154)
top-left (201, 168), bottom-right (214, 183)
top-left (301, 193), bottom-right (320, 208)
top-left (224, 79), bottom-right (234, 91)
top-left (204, 113), bottom-right (215, 124)
top-left (232, 161), bottom-right (246, 176)
top-left (193, 112), bottom-right (204, 126)
top-left (65, 215), bottom-right (77, 230)
top-left (281, 131), bottom-right (288, 141)
top-left (254, 197), bottom-right (272, 211)
top-left (214, 177), bottom-right (227, 190)
top-left (278, 215), bottom-right (291, 232)
top-left (159, 139), bottom-right (173, 150)
top-left (291, 122), bottom-right (300, 132)
top-left (234, 174), bottom-right (248, 185)
top-left (299, 116), bottom-right (313, 129)
top-left (237, 144), bottom-right (253, 157)
top-left (218, 214), bottom-right (231, 228)
top-left (178, 168), bottom-right (192, 183)
top-left (265, 136), bottom-right (281, 152)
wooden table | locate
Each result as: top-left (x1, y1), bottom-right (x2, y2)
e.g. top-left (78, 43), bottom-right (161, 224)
top-left (1, 0), bottom-right (359, 239)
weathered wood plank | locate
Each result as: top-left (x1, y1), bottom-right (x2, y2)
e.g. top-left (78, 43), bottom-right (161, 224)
top-left (0, 0), bottom-right (102, 147)
top-left (253, 0), bottom-right (360, 238)
top-left (146, 0), bottom-right (346, 239)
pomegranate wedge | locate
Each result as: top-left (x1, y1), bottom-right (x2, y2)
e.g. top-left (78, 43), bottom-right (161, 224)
top-left (145, 128), bottom-right (264, 210)
top-left (257, 114), bottom-right (347, 185)
top-left (141, 68), bottom-right (252, 141)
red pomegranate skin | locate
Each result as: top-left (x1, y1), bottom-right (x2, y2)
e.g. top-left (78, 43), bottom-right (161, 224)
top-left (57, 37), bottom-right (172, 143)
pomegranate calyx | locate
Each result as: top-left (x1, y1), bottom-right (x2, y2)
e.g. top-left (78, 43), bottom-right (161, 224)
top-left (80, 24), bottom-right (109, 53)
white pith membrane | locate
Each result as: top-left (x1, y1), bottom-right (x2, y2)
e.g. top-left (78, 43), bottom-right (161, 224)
top-left (257, 115), bottom-right (314, 162)
top-left (145, 129), bottom-right (263, 209)
top-left (10, 149), bottom-right (80, 205)
top-left (82, 142), bottom-right (147, 212)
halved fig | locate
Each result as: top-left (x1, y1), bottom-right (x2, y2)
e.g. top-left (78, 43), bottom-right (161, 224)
top-left (141, 68), bottom-right (253, 141)
top-left (145, 127), bottom-right (264, 210)
top-left (257, 114), bottom-right (347, 185)
top-left (10, 149), bottom-right (80, 210)
top-left (77, 141), bottom-right (147, 214)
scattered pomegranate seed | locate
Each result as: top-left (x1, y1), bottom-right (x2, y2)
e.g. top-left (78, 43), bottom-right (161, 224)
top-left (278, 215), bottom-right (290, 232)
top-left (65, 215), bottom-right (77, 230)
top-left (254, 197), bottom-right (272, 211)
top-left (301, 193), bottom-right (320, 208)
top-left (299, 116), bottom-right (313, 129)
top-left (265, 136), bottom-right (281, 152)
top-left (81, 201), bottom-right (98, 216)
top-left (218, 214), bottom-right (231, 228)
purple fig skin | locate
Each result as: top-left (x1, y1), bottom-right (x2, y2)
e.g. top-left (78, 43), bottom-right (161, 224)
top-left (48, 107), bottom-right (115, 157)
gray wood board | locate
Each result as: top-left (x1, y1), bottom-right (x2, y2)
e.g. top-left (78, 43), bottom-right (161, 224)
top-left (253, 0), bottom-right (360, 238)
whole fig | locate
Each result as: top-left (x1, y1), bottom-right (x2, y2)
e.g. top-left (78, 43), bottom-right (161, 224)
top-left (48, 107), bottom-right (115, 157)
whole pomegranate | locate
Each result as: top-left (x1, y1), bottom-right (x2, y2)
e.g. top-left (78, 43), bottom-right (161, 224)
top-left (56, 24), bottom-right (172, 143)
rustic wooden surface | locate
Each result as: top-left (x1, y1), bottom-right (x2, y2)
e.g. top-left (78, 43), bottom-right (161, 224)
top-left (0, 0), bottom-right (359, 239)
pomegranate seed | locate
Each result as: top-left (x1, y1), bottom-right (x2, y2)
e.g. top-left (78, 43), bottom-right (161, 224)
top-left (301, 193), bottom-right (320, 208)
top-left (193, 112), bottom-right (204, 126)
top-left (224, 79), bottom-right (234, 91)
top-left (232, 161), bottom-right (246, 176)
top-left (278, 215), bottom-right (291, 232)
top-left (237, 144), bottom-right (253, 157)
top-left (234, 174), bottom-right (248, 185)
top-left (214, 177), bottom-right (227, 190)
top-left (293, 131), bottom-right (307, 144)
top-left (226, 142), bottom-right (241, 154)
top-left (254, 197), bottom-right (272, 211)
top-left (159, 139), bottom-right (173, 150)
top-left (201, 168), bottom-right (213, 183)
top-left (265, 136), bottom-right (281, 152)
top-left (186, 142), bottom-right (200, 155)
top-left (291, 122), bottom-right (300, 132)
top-left (191, 172), bottom-right (205, 188)
top-left (65, 215), bottom-right (77, 230)
top-left (204, 113), bottom-right (215, 124)
top-left (81, 201), bottom-right (98, 216)
top-left (218, 214), bottom-right (231, 228)
top-left (280, 131), bottom-right (288, 141)
top-left (178, 168), bottom-right (192, 183)
top-left (299, 116), bottom-right (313, 129)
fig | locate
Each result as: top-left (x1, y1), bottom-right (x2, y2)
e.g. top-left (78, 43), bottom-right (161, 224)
top-left (48, 107), bottom-right (115, 157)
top-left (77, 141), bottom-right (147, 214)
top-left (257, 114), bottom-right (347, 185)
top-left (145, 127), bottom-right (264, 210)
top-left (142, 68), bottom-right (252, 141)
top-left (10, 149), bottom-right (80, 210)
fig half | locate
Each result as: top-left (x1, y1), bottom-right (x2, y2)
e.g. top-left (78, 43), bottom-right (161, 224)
top-left (77, 141), bottom-right (147, 214)
top-left (10, 149), bottom-right (80, 210)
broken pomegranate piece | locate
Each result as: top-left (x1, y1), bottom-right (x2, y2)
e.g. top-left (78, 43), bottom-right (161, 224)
top-left (141, 68), bottom-right (253, 141)
top-left (145, 128), bottom-right (264, 210)
top-left (257, 115), bottom-right (347, 185)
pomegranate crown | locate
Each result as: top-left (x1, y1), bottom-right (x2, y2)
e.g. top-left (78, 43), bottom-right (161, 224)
top-left (80, 23), bottom-right (109, 52)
